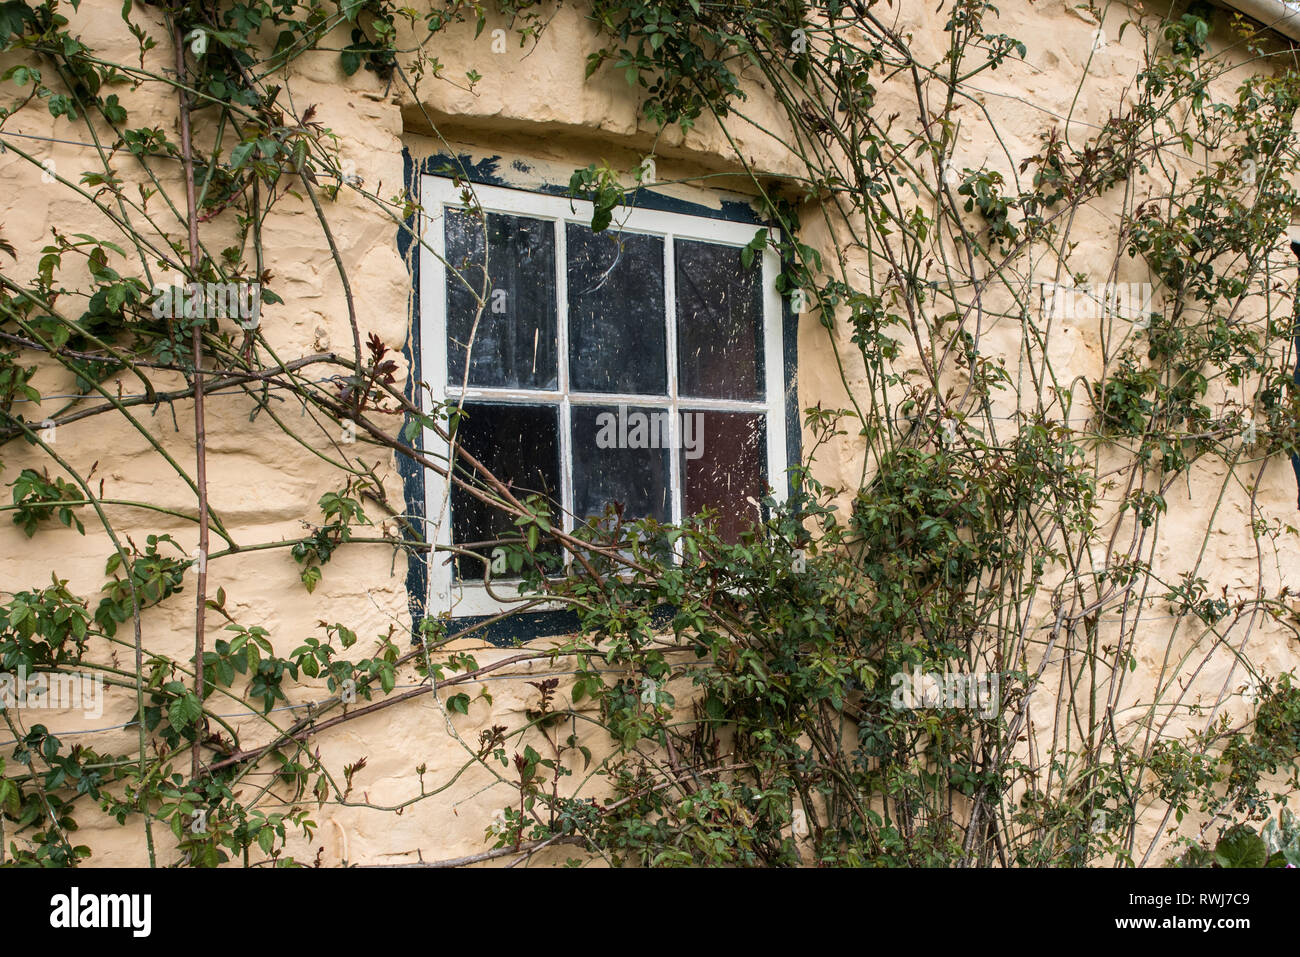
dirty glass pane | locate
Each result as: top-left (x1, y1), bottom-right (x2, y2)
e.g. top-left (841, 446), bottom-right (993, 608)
top-left (566, 224), bottom-right (667, 395)
top-left (449, 402), bottom-right (560, 578)
top-left (570, 404), bottom-right (671, 525)
top-left (681, 410), bottom-right (766, 544)
top-left (675, 239), bottom-right (763, 400)
top-left (444, 208), bottom-right (558, 390)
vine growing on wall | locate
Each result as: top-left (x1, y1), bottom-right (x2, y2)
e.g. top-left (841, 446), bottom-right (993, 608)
top-left (0, 0), bottom-right (1298, 868)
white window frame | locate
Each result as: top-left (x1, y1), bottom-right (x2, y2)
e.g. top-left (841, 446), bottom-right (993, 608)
top-left (419, 175), bottom-right (787, 617)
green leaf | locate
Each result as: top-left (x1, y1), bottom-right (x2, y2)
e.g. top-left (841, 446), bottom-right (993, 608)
top-left (0, 1), bottom-right (36, 48)
top-left (300, 566), bottom-right (321, 593)
top-left (1214, 828), bottom-right (1267, 868)
top-left (230, 141), bottom-right (255, 169)
top-left (102, 94), bottom-right (127, 125)
top-left (168, 691), bottom-right (202, 732)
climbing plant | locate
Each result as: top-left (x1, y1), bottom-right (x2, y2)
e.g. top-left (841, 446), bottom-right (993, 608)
top-left (0, 0), bottom-right (1297, 867)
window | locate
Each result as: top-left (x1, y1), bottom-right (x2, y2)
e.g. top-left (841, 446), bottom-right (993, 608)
top-left (419, 175), bottom-right (787, 617)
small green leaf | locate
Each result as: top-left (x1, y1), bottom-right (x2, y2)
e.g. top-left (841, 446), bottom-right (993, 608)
top-left (1215, 827), bottom-right (1267, 868)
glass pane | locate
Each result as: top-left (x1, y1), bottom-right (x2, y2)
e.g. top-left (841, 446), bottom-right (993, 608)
top-left (449, 402), bottom-right (560, 578)
top-left (681, 410), bottom-right (767, 544)
top-left (675, 238), bottom-right (764, 400)
top-left (566, 224), bottom-right (667, 395)
top-left (444, 209), bottom-right (557, 390)
top-left (570, 404), bottom-right (671, 525)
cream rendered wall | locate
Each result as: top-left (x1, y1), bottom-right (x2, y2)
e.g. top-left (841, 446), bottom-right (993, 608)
top-left (0, 0), bottom-right (1293, 865)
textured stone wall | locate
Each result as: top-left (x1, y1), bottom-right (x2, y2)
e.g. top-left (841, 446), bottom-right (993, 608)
top-left (0, 0), bottom-right (1295, 865)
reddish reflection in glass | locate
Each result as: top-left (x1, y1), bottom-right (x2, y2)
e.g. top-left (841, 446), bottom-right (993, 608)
top-left (681, 410), bottom-right (767, 543)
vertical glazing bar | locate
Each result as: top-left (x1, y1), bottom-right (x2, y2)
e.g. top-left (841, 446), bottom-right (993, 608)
top-left (761, 235), bottom-right (788, 504)
top-left (555, 217), bottom-right (573, 544)
top-left (665, 233), bottom-right (682, 550)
